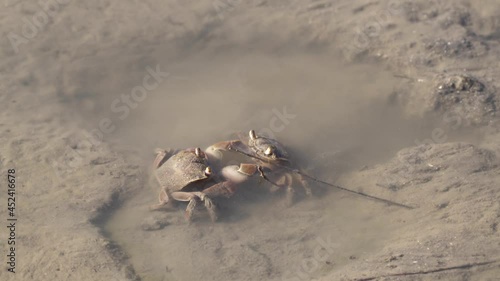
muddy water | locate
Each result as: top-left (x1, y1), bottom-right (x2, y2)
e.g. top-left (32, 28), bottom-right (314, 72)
top-left (89, 51), bottom-right (445, 161)
top-left (106, 184), bottom-right (400, 281)
top-left (80, 50), bottom-right (467, 280)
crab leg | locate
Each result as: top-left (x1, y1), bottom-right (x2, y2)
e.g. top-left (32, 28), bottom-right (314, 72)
top-left (171, 191), bottom-right (219, 222)
top-left (296, 173), bottom-right (313, 196)
top-left (274, 173), bottom-right (295, 206)
top-left (192, 191), bottom-right (219, 222)
top-left (149, 188), bottom-right (172, 211)
top-left (170, 191), bottom-right (204, 222)
top-left (153, 148), bottom-right (175, 169)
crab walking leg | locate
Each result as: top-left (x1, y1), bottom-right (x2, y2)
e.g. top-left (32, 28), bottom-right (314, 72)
top-left (165, 190), bottom-right (218, 222)
top-left (153, 148), bottom-right (174, 169)
top-left (170, 191), bottom-right (204, 222)
top-left (275, 173), bottom-right (295, 207)
top-left (149, 188), bottom-right (171, 210)
top-left (184, 191), bottom-right (218, 222)
top-left (296, 173), bottom-right (313, 196)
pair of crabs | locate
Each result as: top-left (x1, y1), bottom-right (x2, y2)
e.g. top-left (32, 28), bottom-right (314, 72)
top-left (150, 130), bottom-right (312, 222)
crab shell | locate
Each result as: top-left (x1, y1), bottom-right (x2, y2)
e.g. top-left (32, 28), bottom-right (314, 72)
top-left (246, 130), bottom-right (290, 164)
top-left (155, 148), bottom-right (211, 193)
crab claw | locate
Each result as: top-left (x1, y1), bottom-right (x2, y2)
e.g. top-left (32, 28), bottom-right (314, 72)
top-left (205, 142), bottom-right (225, 161)
top-left (221, 163), bottom-right (260, 183)
top-left (206, 140), bottom-right (247, 161)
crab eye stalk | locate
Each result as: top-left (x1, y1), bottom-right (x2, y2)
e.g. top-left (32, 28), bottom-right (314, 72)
top-left (264, 146), bottom-right (273, 156)
top-left (195, 147), bottom-right (203, 158)
top-left (249, 130), bottom-right (257, 140)
top-left (204, 166), bottom-right (212, 176)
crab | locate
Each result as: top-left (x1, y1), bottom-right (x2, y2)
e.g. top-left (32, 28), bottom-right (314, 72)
top-left (150, 147), bottom-right (262, 222)
top-left (206, 130), bottom-right (312, 206)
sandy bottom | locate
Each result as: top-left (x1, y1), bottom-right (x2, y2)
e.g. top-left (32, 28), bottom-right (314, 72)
top-left (1, 0), bottom-right (500, 281)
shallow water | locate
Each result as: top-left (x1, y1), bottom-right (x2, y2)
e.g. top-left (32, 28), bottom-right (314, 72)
top-left (79, 50), bottom-right (445, 160)
top-left (105, 184), bottom-right (401, 281)
top-left (79, 50), bottom-right (477, 280)
top-left (5, 1), bottom-right (500, 280)
top-left (95, 63), bottom-right (493, 281)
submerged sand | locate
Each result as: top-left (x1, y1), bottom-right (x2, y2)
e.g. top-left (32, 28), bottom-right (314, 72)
top-left (1, 1), bottom-right (499, 280)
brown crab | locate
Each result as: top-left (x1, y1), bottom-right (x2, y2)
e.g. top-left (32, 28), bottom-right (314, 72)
top-left (150, 147), bottom-right (262, 222)
top-left (206, 130), bottom-right (312, 206)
